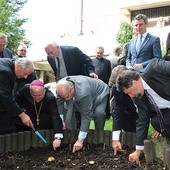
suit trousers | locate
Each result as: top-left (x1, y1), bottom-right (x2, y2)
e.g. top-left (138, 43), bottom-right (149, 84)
top-left (151, 108), bottom-right (170, 138)
top-left (93, 94), bottom-right (108, 130)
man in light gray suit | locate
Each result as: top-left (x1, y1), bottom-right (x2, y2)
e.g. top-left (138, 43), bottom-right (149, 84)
top-left (56, 75), bottom-right (109, 152)
top-left (126, 14), bottom-right (162, 71)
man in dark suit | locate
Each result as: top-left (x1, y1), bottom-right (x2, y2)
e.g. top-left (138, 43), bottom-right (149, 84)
top-left (116, 58), bottom-right (170, 162)
top-left (13, 43), bottom-right (37, 99)
top-left (92, 46), bottom-right (111, 119)
top-left (44, 42), bottom-right (98, 128)
top-left (0, 58), bottom-right (34, 135)
top-left (0, 33), bottom-right (13, 58)
top-left (126, 14), bottom-right (162, 71)
top-left (44, 42), bottom-right (98, 81)
top-left (109, 65), bottom-right (138, 155)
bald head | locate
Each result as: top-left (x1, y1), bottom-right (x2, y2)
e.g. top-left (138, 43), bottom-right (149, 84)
top-left (56, 79), bottom-right (74, 100)
top-left (30, 80), bottom-right (45, 102)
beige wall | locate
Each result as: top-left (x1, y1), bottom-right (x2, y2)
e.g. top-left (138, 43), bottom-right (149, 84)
top-left (60, 0), bottom-right (170, 56)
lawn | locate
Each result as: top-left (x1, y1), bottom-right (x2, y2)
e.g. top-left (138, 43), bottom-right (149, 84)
top-left (90, 117), bottom-right (154, 136)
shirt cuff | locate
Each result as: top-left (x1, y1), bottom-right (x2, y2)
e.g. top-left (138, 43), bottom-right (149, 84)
top-left (136, 145), bottom-right (144, 150)
top-left (54, 133), bottom-right (63, 139)
top-left (112, 130), bottom-right (121, 140)
top-left (60, 114), bottom-right (64, 121)
top-left (78, 131), bottom-right (88, 140)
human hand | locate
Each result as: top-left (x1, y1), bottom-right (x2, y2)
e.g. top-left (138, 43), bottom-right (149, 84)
top-left (112, 140), bottom-right (122, 155)
top-left (129, 150), bottom-right (141, 163)
top-left (89, 73), bottom-right (98, 79)
top-left (151, 130), bottom-right (161, 138)
top-left (62, 121), bottom-right (66, 130)
top-left (133, 64), bottom-right (143, 69)
top-left (72, 139), bottom-right (84, 153)
top-left (19, 112), bottom-right (33, 127)
top-left (53, 139), bottom-right (61, 150)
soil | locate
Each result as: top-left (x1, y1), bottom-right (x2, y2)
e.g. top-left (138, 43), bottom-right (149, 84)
top-left (0, 144), bottom-right (163, 170)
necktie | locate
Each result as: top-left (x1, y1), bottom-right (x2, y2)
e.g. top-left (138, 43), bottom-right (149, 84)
top-left (65, 99), bottom-right (76, 130)
top-left (56, 57), bottom-right (61, 81)
top-left (136, 35), bottom-right (142, 53)
top-left (145, 90), bottom-right (166, 134)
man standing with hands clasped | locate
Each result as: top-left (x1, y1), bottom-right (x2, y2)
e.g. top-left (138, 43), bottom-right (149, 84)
top-left (116, 58), bottom-right (170, 163)
top-left (126, 14), bottom-right (162, 71)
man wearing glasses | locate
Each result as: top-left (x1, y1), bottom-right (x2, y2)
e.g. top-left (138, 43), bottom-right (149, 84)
top-left (0, 33), bottom-right (13, 58)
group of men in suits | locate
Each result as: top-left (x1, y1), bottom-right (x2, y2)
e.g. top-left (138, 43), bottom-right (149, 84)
top-left (44, 42), bottom-right (110, 152)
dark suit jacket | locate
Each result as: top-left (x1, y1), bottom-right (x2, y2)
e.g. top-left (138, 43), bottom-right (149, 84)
top-left (111, 86), bottom-right (138, 132)
top-left (92, 57), bottom-right (111, 84)
top-left (0, 59), bottom-right (23, 132)
top-left (133, 58), bottom-right (170, 146)
top-left (47, 46), bottom-right (95, 81)
top-left (0, 48), bottom-right (13, 58)
top-left (126, 33), bottom-right (162, 69)
top-left (15, 84), bottom-right (63, 134)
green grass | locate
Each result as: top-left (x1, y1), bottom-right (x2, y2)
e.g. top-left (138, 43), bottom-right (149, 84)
top-left (90, 117), bottom-right (155, 136)
top-left (90, 118), bottom-right (112, 131)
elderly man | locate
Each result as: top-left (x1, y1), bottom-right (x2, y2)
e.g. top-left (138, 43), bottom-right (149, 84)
top-left (0, 33), bottom-right (13, 58)
top-left (13, 43), bottom-right (37, 99)
top-left (116, 58), bottom-right (170, 163)
top-left (0, 58), bottom-right (34, 134)
top-left (44, 42), bottom-right (98, 81)
top-left (15, 80), bottom-right (63, 150)
top-left (56, 75), bottom-right (109, 153)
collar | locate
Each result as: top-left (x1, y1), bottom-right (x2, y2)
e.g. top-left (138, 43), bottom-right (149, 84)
top-left (141, 77), bottom-right (150, 90)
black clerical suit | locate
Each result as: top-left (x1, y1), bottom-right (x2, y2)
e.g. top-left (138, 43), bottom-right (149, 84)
top-left (92, 57), bottom-right (111, 119)
top-left (13, 55), bottom-right (37, 99)
top-left (0, 59), bottom-right (23, 134)
top-left (133, 58), bottom-right (170, 147)
top-left (15, 84), bottom-right (63, 134)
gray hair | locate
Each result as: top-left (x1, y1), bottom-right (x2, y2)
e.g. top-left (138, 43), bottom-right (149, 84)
top-left (17, 42), bottom-right (27, 50)
top-left (134, 14), bottom-right (148, 24)
top-left (0, 33), bottom-right (7, 40)
top-left (15, 58), bottom-right (34, 69)
top-left (50, 42), bottom-right (59, 47)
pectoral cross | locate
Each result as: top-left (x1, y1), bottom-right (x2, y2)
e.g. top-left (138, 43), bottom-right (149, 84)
top-left (36, 118), bottom-right (40, 125)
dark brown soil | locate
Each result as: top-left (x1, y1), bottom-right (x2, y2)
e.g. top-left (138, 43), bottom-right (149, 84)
top-left (0, 145), bottom-right (163, 170)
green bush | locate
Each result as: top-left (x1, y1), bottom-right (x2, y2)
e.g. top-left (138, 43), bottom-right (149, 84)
top-left (116, 22), bottom-right (133, 47)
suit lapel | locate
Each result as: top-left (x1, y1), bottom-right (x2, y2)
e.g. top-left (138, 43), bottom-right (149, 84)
top-left (138, 34), bottom-right (151, 54)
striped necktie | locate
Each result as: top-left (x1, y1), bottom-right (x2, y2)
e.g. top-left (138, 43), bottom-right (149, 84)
top-left (145, 90), bottom-right (166, 135)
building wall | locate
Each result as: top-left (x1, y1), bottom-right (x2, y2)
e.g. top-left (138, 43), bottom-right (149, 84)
top-left (72, 0), bottom-right (170, 55)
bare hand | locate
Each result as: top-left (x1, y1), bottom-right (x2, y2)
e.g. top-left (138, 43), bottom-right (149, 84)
top-left (133, 64), bottom-right (143, 69)
top-left (112, 140), bottom-right (122, 155)
top-left (129, 150), bottom-right (141, 163)
top-left (19, 112), bottom-right (33, 127)
top-left (72, 139), bottom-right (83, 153)
top-left (89, 73), bottom-right (98, 79)
top-left (62, 121), bottom-right (66, 130)
top-left (151, 130), bottom-right (161, 138)
top-left (53, 139), bottom-right (61, 150)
